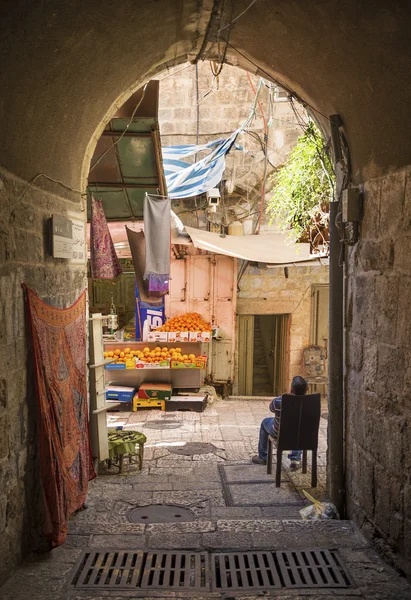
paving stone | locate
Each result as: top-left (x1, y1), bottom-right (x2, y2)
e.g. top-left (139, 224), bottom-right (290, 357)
top-left (202, 531), bottom-right (254, 549)
top-left (261, 505), bottom-right (303, 518)
top-left (132, 482), bottom-right (174, 491)
top-left (70, 522), bottom-right (146, 534)
top-left (89, 534), bottom-right (146, 548)
top-left (217, 518), bottom-right (284, 532)
top-left (221, 463), bottom-right (276, 482)
top-left (339, 547), bottom-right (381, 563)
top-left (63, 535), bottom-right (91, 548)
top-left (172, 480), bottom-right (223, 491)
top-left (227, 482), bottom-right (303, 506)
top-left (348, 562), bottom-right (411, 598)
top-left (145, 520), bottom-right (216, 533)
top-left (146, 532), bottom-right (202, 549)
top-left (0, 562), bottom-right (73, 595)
top-left (210, 506), bottom-right (264, 520)
top-left (152, 490), bottom-right (226, 506)
top-left (250, 530), bottom-right (318, 549)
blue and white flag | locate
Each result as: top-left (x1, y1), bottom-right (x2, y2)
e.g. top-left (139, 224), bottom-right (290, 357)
top-left (162, 129), bottom-right (242, 199)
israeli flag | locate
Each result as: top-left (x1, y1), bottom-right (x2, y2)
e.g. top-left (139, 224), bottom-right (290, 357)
top-left (162, 129), bottom-right (241, 199)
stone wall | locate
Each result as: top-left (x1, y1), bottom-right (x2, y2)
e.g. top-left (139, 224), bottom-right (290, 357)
top-left (345, 166), bottom-right (411, 577)
top-left (0, 169), bottom-right (86, 585)
top-left (157, 62), bottom-right (303, 228)
top-left (236, 264), bottom-right (329, 390)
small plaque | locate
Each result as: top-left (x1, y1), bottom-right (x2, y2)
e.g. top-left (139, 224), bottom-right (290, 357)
top-left (51, 215), bottom-right (73, 259)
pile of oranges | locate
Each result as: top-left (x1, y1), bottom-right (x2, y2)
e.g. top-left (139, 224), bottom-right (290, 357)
top-left (104, 347), bottom-right (140, 364)
top-left (155, 312), bottom-right (211, 333)
top-left (103, 346), bottom-right (200, 365)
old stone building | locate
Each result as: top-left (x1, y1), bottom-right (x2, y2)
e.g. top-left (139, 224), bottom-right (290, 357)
top-left (0, 0), bottom-right (411, 589)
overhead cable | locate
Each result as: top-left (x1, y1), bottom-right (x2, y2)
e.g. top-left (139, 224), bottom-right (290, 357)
top-left (89, 84), bottom-right (148, 173)
top-left (219, 0), bottom-right (259, 32)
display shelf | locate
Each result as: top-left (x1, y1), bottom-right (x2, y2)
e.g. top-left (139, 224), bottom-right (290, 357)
top-left (103, 340), bottom-right (206, 390)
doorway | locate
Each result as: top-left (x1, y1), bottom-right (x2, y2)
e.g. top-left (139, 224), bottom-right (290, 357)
top-left (238, 314), bottom-right (290, 397)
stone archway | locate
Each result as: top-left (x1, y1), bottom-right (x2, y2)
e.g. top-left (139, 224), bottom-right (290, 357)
top-left (1, 0), bottom-right (411, 583)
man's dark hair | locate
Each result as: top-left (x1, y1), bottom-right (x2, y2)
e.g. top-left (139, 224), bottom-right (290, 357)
top-left (291, 376), bottom-right (308, 395)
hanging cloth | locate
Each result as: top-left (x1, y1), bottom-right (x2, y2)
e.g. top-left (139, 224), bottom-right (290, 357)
top-left (22, 284), bottom-right (95, 547)
top-left (90, 195), bottom-right (122, 279)
top-left (125, 226), bottom-right (163, 305)
top-left (143, 193), bottom-right (171, 295)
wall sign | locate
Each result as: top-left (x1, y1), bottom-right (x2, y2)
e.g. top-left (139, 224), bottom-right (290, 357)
top-left (50, 215), bottom-right (73, 259)
top-left (70, 218), bottom-right (86, 264)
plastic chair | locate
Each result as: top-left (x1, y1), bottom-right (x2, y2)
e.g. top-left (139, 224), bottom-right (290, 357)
top-left (267, 393), bottom-right (321, 487)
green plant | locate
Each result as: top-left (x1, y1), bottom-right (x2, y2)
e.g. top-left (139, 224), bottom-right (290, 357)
top-left (267, 121), bottom-right (334, 249)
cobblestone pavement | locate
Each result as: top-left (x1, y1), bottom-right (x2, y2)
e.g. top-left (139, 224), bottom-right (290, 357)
top-left (1, 399), bottom-right (410, 599)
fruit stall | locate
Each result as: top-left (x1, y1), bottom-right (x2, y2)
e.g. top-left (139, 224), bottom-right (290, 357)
top-left (103, 312), bottom-right (212, 411)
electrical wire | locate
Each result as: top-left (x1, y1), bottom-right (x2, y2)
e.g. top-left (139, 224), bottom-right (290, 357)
top-left (89, 84), bottom-right (148, 173)
top-left (20, 173), bottom-right (84, 201)
top-left (219, 0), bottom-right (259, 32)
top-left (221, 39), bottom-right (333, 123)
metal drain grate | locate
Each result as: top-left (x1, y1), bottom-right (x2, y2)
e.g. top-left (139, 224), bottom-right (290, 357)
top-left (71, 549), bottom-right (353, 591)
top-left (71, 550), bottom-right (208, 591)
top-left (212, 551), bottom-right (282, 590)
top-left (276, 549), bottom-right (352, 588)
top-left (141, 551), bottom-right (208, 590)
top-left (71, 550), bottom-right (144, 589)
top-left (212, 550), bottom-right (353, 591)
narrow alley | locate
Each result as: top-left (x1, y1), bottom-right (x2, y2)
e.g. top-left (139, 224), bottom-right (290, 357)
top-left (1, 1), bottom-right (411, 599)
top-left (1, 400), bottom-right (410, 599)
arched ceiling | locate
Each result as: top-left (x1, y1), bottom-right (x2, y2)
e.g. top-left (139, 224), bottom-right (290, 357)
top-left (1, 0), bottom-right (411, 195)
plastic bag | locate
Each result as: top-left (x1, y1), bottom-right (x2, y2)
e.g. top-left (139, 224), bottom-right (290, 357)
top-left (299, 490), bottom-right (340, 520)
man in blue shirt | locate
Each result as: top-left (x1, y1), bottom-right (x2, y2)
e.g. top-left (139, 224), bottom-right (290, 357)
top-left (252, 376), bottom-right (308, 470)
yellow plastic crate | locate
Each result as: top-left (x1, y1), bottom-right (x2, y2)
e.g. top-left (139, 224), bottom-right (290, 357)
top-left (132, 397), bottom-right (165, 412)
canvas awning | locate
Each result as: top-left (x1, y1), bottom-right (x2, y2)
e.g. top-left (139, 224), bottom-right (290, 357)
top-left (184, 226), bottom-right (324, 265)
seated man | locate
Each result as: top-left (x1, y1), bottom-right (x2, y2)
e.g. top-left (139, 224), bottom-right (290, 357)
top-left (252, 375), bottom-right (308, 470)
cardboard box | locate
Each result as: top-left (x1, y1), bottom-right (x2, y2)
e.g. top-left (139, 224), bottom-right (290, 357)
top-left (135, 359), bottom-right (170, 369)
top-left (106, 386), bottom-right (136, 402)
top-left (166, 394), bottom-right (208, 412)
top-left (147, 331), bottom-right (168, 343)
top-left (200, 331), bottom-right (211, 342)
top-left (171, 360), bottom-right (196, 369)
top-left (171, 356), bottom-right (207, 369)
top-left (167, 332), bottom-right (178, 343)
top-left (138, 383), bottom-right (172, 400)
top-left (178, 331), bottom-right (189, 342)
top-left (189, 331), bottom-right (201, 342)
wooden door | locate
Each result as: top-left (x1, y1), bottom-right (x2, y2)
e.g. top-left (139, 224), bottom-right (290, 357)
top-left (238, 315), bottom-right (254, 395)
top-left (310, 284), bottom-right (329, 374)
top-left (273, 314), bottom-right (290, 396)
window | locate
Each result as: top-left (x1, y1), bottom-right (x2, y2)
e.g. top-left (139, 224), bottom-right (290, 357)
top-left (274, 86), bottom-right (289, 102)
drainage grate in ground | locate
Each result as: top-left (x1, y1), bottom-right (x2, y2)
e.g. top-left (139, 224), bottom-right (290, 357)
top-left (71, 550), bottom-right (145, 589)
top-left (212, 551), bottom-right (282, 590)
top-left (71, 550), bottom-right (208, 591)
top-left (212, 550), bottom-right (353, 591)
top-left (129, 504), bottom-right (194, 524)
top-left (276, 549), bottom-right (352, 588)
top-left (71, 549), bottom-right (354, 592)
top-left (141, 551), bottom-right (208, 590)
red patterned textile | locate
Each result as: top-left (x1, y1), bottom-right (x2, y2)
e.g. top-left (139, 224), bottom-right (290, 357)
top-left (90, 195), bottom-right (122, 278)
top-left (23, 285), bottom-right (95, 547)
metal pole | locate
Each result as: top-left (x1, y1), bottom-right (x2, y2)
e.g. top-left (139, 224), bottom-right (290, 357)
top-left (328, 180), bottom-right (345, 516)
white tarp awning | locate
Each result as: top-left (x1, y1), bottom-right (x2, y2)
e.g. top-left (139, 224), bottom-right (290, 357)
top-left (185, 226), bottom-right (324, 265)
